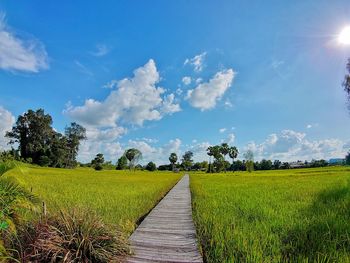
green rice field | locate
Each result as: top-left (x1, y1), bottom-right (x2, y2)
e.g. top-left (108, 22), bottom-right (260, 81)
top-left (190, 167), bottom-right (350, 262)
top-left (5, 166), bottom-right (181, 234)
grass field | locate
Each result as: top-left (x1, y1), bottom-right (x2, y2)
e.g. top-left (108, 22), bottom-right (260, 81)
top-left (190, 167), bottom-right (350, 263)
top-left (5, 165), bottom-right (181, 234)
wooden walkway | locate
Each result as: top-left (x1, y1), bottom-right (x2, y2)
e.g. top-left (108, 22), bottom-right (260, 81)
top-left (126, 174), bottom-right (203, 263)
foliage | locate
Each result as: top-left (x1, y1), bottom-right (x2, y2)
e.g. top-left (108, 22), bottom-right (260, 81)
top-left (231, 160), bottom-right (246, 171)
top-left (191, 167), bottom-right (350, 262)
top-left (192, 161), bottom-right (208, 171)
top-left (228, 146), bottom-right (239, 168)
top-left (145, 162), bottom-right (157, 171)
top-left (65, 122), bottom-right (87, 168)
top-left (158, 164), bottom-right (171, 171)
top-left (0, 161), bottom-right (39, 260)
top-left (181, 151), bottom-right (193, 171)
top-left (220, 143), bottom-right (229, 172)
top-left (343, 58), bottom-right (350, 109)
top-left (260, 159), bottom-right (273, 170)
top-left (244, 150), bottom-right (254, 172)
top-left (116, 155), bottom-right (128, 170)
top-left (281, 162), bottom-right (291, 169)
top-left (91, 153), bottom-right (105, 171)
top-left (124, 148), bottom-right (142, 170)
top-left (102, 161), bottom-right (116, 170)
top-left (346, 152), bottom-right (350, 165)
top-left (274, 160), bottom-right (282, 169)
top-left (6, 109), bottom-right (86, 168)
top-left (169, 153), bottom-right (178, 171)
top-left (207, 144), bottom-right (239, 173)
top-left (207, 146), bottom-right (223, 173)
top-left (12, 208), bottom-right (129, 262)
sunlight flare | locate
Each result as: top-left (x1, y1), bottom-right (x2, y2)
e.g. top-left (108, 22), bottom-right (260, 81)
top-left (338, 26), bottom-right (350, 45)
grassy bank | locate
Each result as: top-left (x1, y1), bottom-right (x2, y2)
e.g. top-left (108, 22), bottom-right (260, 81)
top-left (190, 167), bottom-right (350, 262)
top-left (5, 165), bottom-right (181, 234)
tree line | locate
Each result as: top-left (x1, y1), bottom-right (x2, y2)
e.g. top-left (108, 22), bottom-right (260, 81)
top-left (1, 108), bottom-right (347, 172)
top-left (85, 146), bottom-right (333, 172)
top-left (3, 109), bottom-right (86, 168)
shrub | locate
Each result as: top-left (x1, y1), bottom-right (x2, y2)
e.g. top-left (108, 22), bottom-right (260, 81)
top-left (12, 208), bottom-right (130, 262)
top-left (145, 162), bottom-right (156, 171)
top-left (94, 164), bottom-right (103, 171)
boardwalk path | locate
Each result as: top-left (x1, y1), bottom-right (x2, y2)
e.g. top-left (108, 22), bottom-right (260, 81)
top-left (126, 174), bottom-right (203, 263)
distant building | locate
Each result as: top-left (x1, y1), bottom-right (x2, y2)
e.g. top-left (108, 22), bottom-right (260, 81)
top-left (329, 158), bottom-right (345, 165)
top-left (289, 161), bottom-right (305, 168)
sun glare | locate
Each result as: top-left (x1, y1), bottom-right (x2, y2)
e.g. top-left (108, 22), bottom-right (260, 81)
top-left (338, 26), bottom-right (350, 45)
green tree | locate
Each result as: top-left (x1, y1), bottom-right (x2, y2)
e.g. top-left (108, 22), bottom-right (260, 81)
top-left (6, 109), bottom-right (86, 168)
top-left (206, 146), bottom-right (214, 173)
top-left (260, 159), bottom-right (273, 170)
top-left (232, 160), bottom-right (245, 171)
top-left (211, 145), bottom-right (224, 172)
top-left (6, 109), bottom-right (54, 164)
top-left (65, 122), bottom-right (86, 168)
top-left (48, 132), bottom-right (69, 168)
top-left (244, 150), bottom-right (254, 173)
top-left (116, 155), bottom-right (128, 170)
top-left (281, 162), bottom-right (290, 169)
top-left (228, 146), bottom-right (239, 172)
top-left (125, 148), bottom-right (142, 170)
top-left (273, 160), bottom-right (282, 169)
top-left (145, 161), bottom-right (157, 171)
top-left (181, 151), bottom-right (193, 171)
top-left (343, 58), bottom-right (350, 109)
top-left (346, 152), bottom-right (350, 165)
top-left (91, 153), bottom-right (104, 170)
top-left (220, 143), bottom-right (229, 172)
top-left (169, 153), bottom-right (178, 171)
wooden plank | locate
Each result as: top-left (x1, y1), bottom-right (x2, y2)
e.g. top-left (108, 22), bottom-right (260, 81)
top-left (125, 174), bottom-right (203, 263)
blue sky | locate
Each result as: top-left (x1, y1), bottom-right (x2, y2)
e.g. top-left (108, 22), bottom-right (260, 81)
top-left (1, 0), bottom-right (350, 164)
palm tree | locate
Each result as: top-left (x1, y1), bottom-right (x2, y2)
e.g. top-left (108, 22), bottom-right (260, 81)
top-left (228, 146), bottom-right (239, 172)
top-left (220, 143), bottom-right (229, 172)
top-left (169, 153), bottom-right (178, 172)
top-left (206, 146), bottom-right (214, 173)
top-left (124, 148), bottom-right (142, 170)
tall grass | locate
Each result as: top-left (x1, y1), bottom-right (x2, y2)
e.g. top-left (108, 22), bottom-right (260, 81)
top-left (12, 208), bottom-right (129, 262)
top-left (190, 167), bottom-right (350, 262)
top-left (5, 166), bottom-right (181, 234)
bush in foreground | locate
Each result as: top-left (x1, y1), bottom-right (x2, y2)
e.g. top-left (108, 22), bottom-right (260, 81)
top-left (12, 208), bottom-right (130, 262)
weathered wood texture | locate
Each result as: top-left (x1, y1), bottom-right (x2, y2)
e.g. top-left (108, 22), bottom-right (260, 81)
top-left (126, 174), bottom-right (203, 263)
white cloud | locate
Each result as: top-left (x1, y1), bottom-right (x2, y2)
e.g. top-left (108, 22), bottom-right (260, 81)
top-left (196, 78), bottom-right (203, 84)
top-left (126, 138), bottom-right (182, 165)
top-left (189, 141), bottom-right (211, 162)
top-left (0, 13), bottom-right (48, 72)
top-left (271, 59), bottom-right (284, 69)
top-left (176, 88), bottom-right (183, 95)
top-left (184, 52), bottom-right (206, 72)
top-left (79, 140), bottom-right (123, 163)
top-left (244, 129), bottom-right (348, 161)
top-left (182, 76), bottom-right (191, 85)
top-left (86, 127), bottom-right (126, 142)
top-left (226, 133), bottom-right (235, 144)
top-left (161, 94), bottom-right (181, 114)
top-left (74, 60), bottom-right (93, 76)
top-left (90, 44), bottom-right (110, 57)
top-left (0, 106), bottom-right (15, 150)
top-left (219, 128), bottom-right (226, 133)
top-left (224, 99), bottom-right (233, 108)
top-left (65, 59), bottom-right (181, 127)
top-left (186, 69), bottom-right (235, 110)
top-left (306, 124), bottom-right (312, 129)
